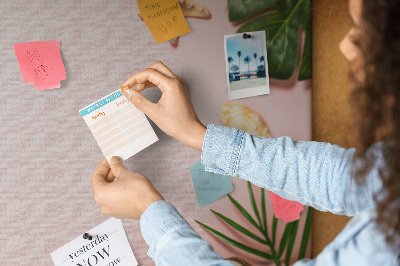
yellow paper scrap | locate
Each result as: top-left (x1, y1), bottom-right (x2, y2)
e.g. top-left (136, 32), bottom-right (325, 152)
top-left (137, 0), bottom-right (191, 44)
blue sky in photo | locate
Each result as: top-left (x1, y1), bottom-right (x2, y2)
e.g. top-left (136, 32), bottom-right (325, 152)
top-left (226, 34), bottom-right (266, 73)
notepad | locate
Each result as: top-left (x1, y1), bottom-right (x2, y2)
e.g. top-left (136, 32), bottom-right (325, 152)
top-left (79, 90), bottom-right (158, 162)
top-left (51, 218), bottom-right (138, 266)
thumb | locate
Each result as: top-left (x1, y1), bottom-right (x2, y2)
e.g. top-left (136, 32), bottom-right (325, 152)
top-left (109, 156), bottom-right (129, 178)
top-left (92, 159), bottom-right (111, 189)
top-left (122, 88), bottom-right (155, 116)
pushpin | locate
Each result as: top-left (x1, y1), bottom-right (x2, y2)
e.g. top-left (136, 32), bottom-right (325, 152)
top-left (121, 85), bottom-right (130, 92)
top-left (121, 85), bottom-right (133, 100)
top-left (83, 233), bottom-right (94, 240)
top-left (242, 33), bottom-right (252, 39)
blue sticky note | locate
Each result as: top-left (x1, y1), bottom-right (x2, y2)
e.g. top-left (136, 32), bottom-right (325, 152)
top-left (189, 161), bottom-right (233, 208)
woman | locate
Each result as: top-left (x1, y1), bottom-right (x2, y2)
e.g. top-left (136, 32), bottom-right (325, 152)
top-left (91, 0), bottom-right (400, 264)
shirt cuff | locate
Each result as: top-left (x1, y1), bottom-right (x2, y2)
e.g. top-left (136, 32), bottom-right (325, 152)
top-left (201, 124), bottom-right (245, 176)
top-left (140, 200), bottom-right (191, 260)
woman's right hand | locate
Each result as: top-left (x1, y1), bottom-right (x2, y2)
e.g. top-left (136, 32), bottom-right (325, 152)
top-left (120, 61), bottom-right (207, 151)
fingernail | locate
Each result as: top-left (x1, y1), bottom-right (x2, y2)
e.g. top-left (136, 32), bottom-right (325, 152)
top-left (110, 156), bottom-right (121, 165)
top-left (125, 89), bottom-right (133, 100)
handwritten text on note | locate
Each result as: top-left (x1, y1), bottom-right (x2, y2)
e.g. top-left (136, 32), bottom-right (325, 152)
top-left (269, 192), bottom-right (304, 223)
top-left (14, 41), bottom-right (66, 90)
top-left (137, 0), bottom-right (191, 44)
top-left (190, 161), bottom-right (233, 208)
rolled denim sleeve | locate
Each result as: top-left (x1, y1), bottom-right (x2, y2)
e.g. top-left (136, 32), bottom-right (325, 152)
top-left (201, 124), bottom-right (383, 216)
top-left (140, 200), bottom-right (234, 266)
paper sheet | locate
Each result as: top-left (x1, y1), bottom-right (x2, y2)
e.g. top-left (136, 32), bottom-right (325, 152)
top-left (189, 161), bottom-right (233, 208)
top-left (14, 41), bottom-right (66, 90)
top-left (269, 192), bottom-right (304, 223)
top-left (51, 218), bottom-right (138, 266)
top-left (137, 0), bottom-right (191, 44)
top-left (79, 90), bottom-right (158, 162)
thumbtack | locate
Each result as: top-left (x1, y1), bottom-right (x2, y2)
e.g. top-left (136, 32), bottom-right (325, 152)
top-left (242, 33), bottom-right (252, 39)
top-left (121, 85), bottom-right (130, 92)
top-left (83, 233), bottom-right (95, 240)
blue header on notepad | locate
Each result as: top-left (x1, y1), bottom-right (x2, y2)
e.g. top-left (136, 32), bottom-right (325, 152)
top-left (80, 91), bottom-right (123, 116)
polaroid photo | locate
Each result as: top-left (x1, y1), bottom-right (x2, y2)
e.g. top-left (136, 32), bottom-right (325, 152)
top-left (224, 30), bottom-right (270, 100)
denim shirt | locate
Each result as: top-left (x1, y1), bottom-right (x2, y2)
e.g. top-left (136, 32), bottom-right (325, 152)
top-left (140, 124), bottom-right (399, 265)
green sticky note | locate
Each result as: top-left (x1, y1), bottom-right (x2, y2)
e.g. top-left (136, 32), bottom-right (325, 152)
top-left (189, 161), bottom-right (233, 208)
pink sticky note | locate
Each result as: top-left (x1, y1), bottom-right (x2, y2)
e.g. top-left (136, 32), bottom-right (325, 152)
top-left (14, 41), bottom-right (66, 90)
top-left (269, 191), bottom-right (304, 223)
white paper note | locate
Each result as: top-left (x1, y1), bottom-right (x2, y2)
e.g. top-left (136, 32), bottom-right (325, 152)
top-left (51, 218), bottom-right (138, 266)
top-left (79, 90), bottom-right (158, 162)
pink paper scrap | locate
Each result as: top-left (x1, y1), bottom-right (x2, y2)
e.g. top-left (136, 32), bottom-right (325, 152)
top-left (269, 191), bottom-right (304, 223)
top-left (14, 41), bottom-right (67, 90)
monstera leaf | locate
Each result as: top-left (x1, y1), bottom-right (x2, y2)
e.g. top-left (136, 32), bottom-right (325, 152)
top-left (228, 0), bottom-right (312, 80)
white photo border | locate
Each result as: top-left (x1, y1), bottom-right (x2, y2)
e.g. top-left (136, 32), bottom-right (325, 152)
top-left (224, 30), bottom-right (270, 100)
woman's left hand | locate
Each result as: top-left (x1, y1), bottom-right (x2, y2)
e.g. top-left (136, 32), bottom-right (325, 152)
top-left (91, 157), bottom-right (164, 219)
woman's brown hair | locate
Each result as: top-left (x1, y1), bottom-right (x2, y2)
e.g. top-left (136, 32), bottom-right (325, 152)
top-left (350, 0), bottom-right (400, 250)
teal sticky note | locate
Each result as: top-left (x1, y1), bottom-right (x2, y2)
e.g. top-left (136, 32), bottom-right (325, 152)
top-left (189, 160), bottom-right (233, 208)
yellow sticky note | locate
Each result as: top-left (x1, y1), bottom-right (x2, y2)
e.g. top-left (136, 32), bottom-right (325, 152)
top-left (137, 0), bottom-right (191, 44)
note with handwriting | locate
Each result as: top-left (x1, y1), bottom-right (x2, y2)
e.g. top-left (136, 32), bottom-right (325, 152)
top-left (51, 218), bottom-right (137, 266)
top-left (269, 192), bottom-right (304, 223)
top-left (137, 0), bottom-right (191, 44)
top-left (79, 90), bottom-right (158, 162)
top-left (14, 41), bottom-right (66, 90)
top-left (189, 161), bottom-right (233, 208)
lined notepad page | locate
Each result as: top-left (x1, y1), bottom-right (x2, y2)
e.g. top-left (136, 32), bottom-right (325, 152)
top-left (79, 90), bottom-right (158, 161)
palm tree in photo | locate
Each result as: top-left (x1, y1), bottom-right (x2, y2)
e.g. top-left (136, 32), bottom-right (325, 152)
top-left (227, 56), bottom-right (234, 74)
top-left (237, 51), bottom-right (242, 78)
top-left (260, 55), bottom-right (266, 73)
top-left (244, 56), bottom-right (251, 78)
top-left (231, 64), bottom-right (239, 73)
top-left (253, 53), bottom-right (258, 75)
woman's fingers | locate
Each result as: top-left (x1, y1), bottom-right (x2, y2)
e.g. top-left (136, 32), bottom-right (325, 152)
top-left (120, 68), bottom-right (174, 93)
top-left (91, 159), bottom-right (110, 189)
top-left (136, 81), bottom-right (156, 92)
top-left (147, 61), bottom-right (177, 79)
top-left (121, 61), bottom-right (178, 93)
top-left (121, 88), bottom-right (158, 117)
top-left (105, 168), bottom-right (116, 183)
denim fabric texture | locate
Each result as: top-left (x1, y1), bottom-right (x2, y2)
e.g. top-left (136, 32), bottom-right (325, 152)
top-left (140, 124), bottom-right (399, 265)
top-left (140, 200), bottom-right (234, 265)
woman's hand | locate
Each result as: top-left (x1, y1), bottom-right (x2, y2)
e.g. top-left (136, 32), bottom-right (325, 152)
top-left (91, 157), bottom-right (164, 219)
top-left (120, 61), bottom-right (206, 151)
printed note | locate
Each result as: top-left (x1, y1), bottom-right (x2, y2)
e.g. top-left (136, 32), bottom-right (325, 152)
top-left (137, 0), bottom-right (191, 44)
top-left (51, 218), bottom-right (138, 266)
top-left (79, 90), bottom-right (158, 162)
top-left (14, 41), bottom-right (66, 90)
top-left (269, 192), bottom-right (304, 223)
top-left (189, 161), bottom-right (233, 208)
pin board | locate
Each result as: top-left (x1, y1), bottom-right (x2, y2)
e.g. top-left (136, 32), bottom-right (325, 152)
top-left (0, 1), bottom-right (312, 265)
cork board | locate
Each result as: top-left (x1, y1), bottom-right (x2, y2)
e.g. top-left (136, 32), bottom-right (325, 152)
top-left (312, 0), bottom-right (353, 257)
top-left (0, 1), bottom-right (312, 264)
